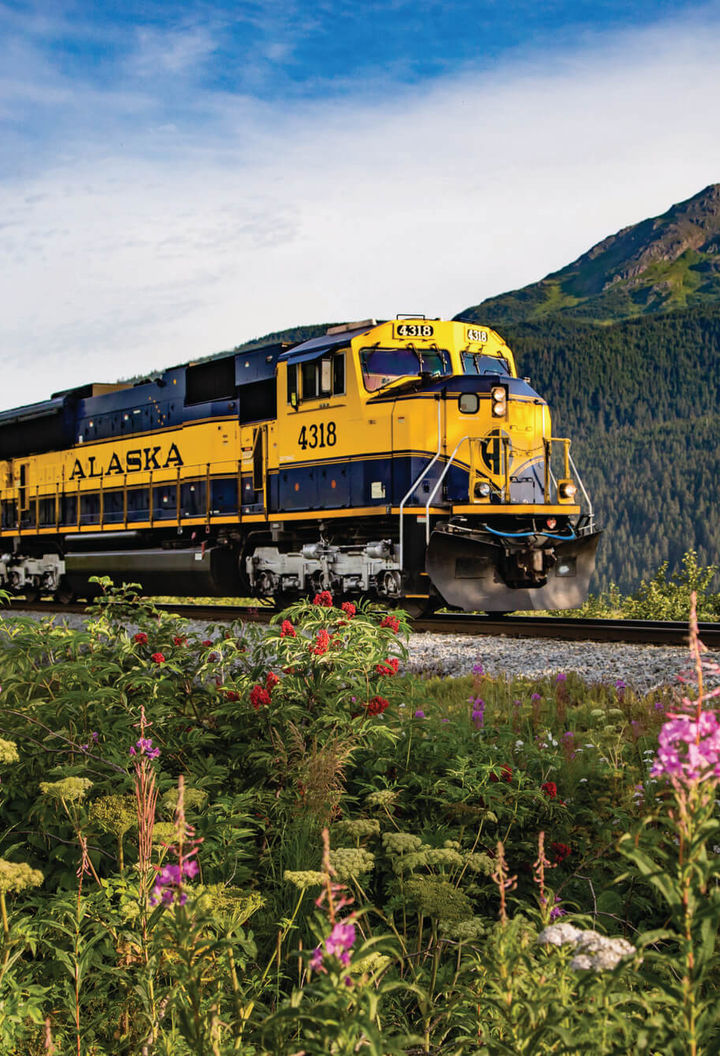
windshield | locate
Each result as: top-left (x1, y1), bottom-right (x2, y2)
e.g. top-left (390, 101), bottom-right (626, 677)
top-left (462, 352), bottom-right (511, 376)
top-left (360, 346), bottom-right (450, 392)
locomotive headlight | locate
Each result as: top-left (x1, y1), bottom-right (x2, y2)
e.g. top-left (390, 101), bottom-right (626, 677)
top-left (491, 385), bottom-right (507, 416)
top-left (558, 480), bottom-right (577, 500)
top-left (475, 481), bottom-right (491, 498)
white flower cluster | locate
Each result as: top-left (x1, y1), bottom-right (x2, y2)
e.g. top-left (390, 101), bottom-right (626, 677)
top-left (537, 923), bottom-right (636, 972)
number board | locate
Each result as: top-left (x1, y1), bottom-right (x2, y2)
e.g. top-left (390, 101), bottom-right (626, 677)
top-left (394, 323), bottom-right (435, 339)
top-left (466, 327), bottom-right (489, 343)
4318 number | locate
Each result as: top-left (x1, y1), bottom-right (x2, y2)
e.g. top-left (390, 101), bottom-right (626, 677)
top-left (298, 421), bottom-right (337, 450)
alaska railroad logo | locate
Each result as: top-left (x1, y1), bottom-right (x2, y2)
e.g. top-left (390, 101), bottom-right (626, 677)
top-left (479, 429), bottom-right (513, 476)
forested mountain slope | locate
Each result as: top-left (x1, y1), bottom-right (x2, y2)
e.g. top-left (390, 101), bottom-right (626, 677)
top-left (500, 308), bottom-right (720, 591)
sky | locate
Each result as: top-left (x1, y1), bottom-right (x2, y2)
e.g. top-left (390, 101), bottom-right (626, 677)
top-left (1, 0), bottom-right (720, 406)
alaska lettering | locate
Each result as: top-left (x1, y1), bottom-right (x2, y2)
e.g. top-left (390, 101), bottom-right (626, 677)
top-left (69, 443), bottom-right (183, 480)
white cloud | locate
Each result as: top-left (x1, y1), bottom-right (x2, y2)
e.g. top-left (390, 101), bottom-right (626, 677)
top-left (1, 15), bottom-right (720, 405)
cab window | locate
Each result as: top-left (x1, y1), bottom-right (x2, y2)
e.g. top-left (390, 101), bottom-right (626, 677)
top-left (462, 353), bottom-right (511, 376)
top-left (360, 347), bottom-right (450, 392)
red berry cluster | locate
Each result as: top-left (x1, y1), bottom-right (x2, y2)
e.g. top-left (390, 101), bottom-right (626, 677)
top-left (550, 841), bottom-right (571, 863)
top-left (313, 591), bottom-right (333, 607)
top-left (541, 781), bottom-right (558, 799)
top-left (376, 658), bottom-right (399, 676)
top-left (310, 628), bottom-right (331, 655)
top-left (366, 695), bottom-right (389, 716)
top-left (489, 764), bottom-right (513, 783)
top-left (280, 619), bottom-right (297, 638)
top-left (249, 670), bottom-right (282, 710)
top-left (380, 615), bottom-right (400, 633)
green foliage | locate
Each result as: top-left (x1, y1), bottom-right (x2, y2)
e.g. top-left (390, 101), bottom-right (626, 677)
top-left (1, 582), bottom-right (720, 1052)
top-left (570, 549), bottom-right (720, 620)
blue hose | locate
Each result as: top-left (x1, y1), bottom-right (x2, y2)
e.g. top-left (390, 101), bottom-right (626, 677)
top-left (480, 524), bottom-right (576, 541)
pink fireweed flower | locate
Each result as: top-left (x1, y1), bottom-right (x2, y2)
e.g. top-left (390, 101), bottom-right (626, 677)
top-left (149, 855), bottom-right (200, 906)
top-left (650, 710), bottom-right (720, 785)
top-left (472, 663), bottom-right (484, 675)
top-left (130, 737), bottom-right (160, 760)
top-left (310, 918), bottom-right (356, 972)
top-left (471, 698), bottom-right (485, 729)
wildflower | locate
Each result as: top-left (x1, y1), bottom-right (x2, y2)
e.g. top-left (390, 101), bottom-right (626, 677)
top-left (472, 663), bottom-right (484, 675)
top-left (376, 657), bottom-right (399, 676)
top-left (650, 711), bottom-right (720, 785)
top-left (91, 731), bottom-right (99, 743)
top-left (556, 672), bottom-right (567, 682)
top-left (284, 869), bottom-right (326, 889)
top-left (280, 619), bottom-right (297, 638)
top-left (330, 847), bottom-right (375, 879)
top-left (531, 693), bottom-right (542, 702)
top-left (265, 671), bottom-right (280, 691)
top-left (250, 685), bottom-right (271, 710)
top-left (341, 601), bottom-right (356, 617)
top-left (133, 632), bottom-right (148, 644)
top-left (366, 695), bottom-right (389, 716)
top-left (310, 629), bottom-right (331, 655)
top-left (310, 918), bottom-right (356, 971)
top-left (489, 764), bottom-right (513, 783)
top-left (0, 859), bottom-right (44, 894)
top-left (615, 678), bottom-right (627, 696)
top-left (471, 698), bottom-right (485, 730)
top-left (550, 841), bottom-right (571, 863)
top-left (414, 709), bottom-right (425, 718)
top-left (380, 614), bottom-right (400, 633)
top-left (0, 738), bottom-right (19, 764)
top-left (313, 591), bottom-right (333, 607)
top-left (149, 857), bottom-right (200, 907)
top-left (549, 897), bottom-right (566, 920)
top-left (39, 777), bottom-right (93, 803)
top-left (130, 737), bottom-right (160, 760)
top-left (541, 781), bottom-right (558, 799)
top-left (151, 652), bottom-right (165, 664)
top-left (90, 794), bottom-right (137, 838)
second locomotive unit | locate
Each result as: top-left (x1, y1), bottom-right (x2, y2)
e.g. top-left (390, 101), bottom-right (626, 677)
top-left (0, 317), bottom-right (600, 612)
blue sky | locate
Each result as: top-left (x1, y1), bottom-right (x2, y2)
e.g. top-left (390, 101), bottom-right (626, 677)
top-left (1, 0), bottom-right (720, 403)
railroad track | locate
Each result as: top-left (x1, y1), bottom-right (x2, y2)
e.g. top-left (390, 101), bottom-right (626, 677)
top-left (4, 598), bottom-right (719, 648)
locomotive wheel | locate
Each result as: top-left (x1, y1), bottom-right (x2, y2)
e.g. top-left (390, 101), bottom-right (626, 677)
top-left (396, 598), bottom-right (435, 620)
top-left (55, 580), bottom-right (76, 605)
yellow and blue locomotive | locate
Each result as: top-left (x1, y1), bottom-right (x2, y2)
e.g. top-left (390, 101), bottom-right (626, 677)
top-left (0, 317), bottom-right (600, 612)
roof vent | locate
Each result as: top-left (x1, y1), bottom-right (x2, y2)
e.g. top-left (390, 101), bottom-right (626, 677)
top-left (326, 319), bottom-right (377, 335)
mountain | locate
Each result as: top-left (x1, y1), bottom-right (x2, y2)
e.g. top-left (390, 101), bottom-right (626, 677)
top-left (457, 184), bottom-right (720, 327)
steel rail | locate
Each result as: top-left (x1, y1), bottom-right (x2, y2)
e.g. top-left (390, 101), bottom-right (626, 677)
top-left (4, 599), bottom-right (719, 648)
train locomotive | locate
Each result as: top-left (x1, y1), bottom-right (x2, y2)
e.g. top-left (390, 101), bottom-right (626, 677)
top-left (0, 317), bottom-right (600, 613)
